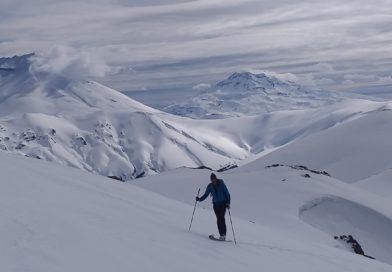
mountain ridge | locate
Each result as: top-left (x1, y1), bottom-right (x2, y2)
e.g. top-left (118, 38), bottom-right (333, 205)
top-left (1, 54), bottom-right (390, 180)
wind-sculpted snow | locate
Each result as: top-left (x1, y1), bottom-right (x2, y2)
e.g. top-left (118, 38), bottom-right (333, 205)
top-left (165, 72), bottom-right (346, 119)
top-left (299, 196), bottom-right (392, 264)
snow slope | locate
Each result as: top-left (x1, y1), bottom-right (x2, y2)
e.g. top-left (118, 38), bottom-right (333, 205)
top-left (164, 71), bottom-right (346, 119)
top-left (356, 169), bottom-right (392, 197)
top-left (136, 160), bottom-right (392, 266)
top-left (235, 109), bottom-right (392, 183)
top-left (0, 54), bottom-right (251, 179)
top-left (1, 151), bottom-right (392, 272)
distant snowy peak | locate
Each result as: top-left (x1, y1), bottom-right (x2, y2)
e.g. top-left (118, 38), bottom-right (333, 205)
top-left (0, 53), bottom-right (34, 72)
top-left (216, 71), bottom-right (297, 91)
top-left (165, 71), bottom-right (345, 119)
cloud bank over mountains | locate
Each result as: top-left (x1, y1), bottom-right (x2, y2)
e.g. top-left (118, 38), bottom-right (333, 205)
top-left (1, 0), bottom-right (392, 93)
top-left (30, 46), bottom-right (112, 79)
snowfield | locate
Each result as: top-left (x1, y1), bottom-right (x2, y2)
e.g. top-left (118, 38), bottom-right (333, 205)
top-left (1, 151), bottom-right (392, 272)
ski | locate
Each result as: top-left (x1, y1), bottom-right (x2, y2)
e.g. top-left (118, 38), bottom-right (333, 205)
top-left (209, 234), bottom-right (232, 242)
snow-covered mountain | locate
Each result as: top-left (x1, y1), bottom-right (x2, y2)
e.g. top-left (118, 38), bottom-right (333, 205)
top-left (0, 54), bottom-right (250, 180)
top-left (164, 71), bottom-right (345, 118)
top-left (1, 54), bottom-right (391, 180)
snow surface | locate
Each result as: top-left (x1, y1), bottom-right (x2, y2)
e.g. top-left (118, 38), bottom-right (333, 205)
top-left (356, 169), bottom-right (392, 197)
top-left (136, 159), bottom-right (392, 266)
top-left (236, 109), bottom-right (392, 183)
top-left (1, 151), bottom-right (392, 272)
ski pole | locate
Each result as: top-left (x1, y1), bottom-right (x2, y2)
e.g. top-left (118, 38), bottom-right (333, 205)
top-left (228, 208), bottom-right (237, 244)
top-left (188, 188), bottom-right (201, 232)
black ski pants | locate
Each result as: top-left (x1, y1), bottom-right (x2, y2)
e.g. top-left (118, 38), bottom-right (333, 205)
top-left (213, 203), bottom-right (227, 236)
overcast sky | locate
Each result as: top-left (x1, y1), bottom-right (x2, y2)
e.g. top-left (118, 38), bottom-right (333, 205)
top-left (1, 0), bottom-right (392, 94)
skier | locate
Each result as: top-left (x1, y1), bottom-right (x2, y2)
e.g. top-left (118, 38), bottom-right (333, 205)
top-left (196, 173), bottom-right (231, 240)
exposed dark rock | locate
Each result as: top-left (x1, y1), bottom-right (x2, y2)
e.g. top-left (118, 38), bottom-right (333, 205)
top-left (302, 174), bottom-right (311, 178)
top-left (266, 164), bottom-right (331, 177)
top-left (217, 164), bottom-right (238, 172)
top-left (108, 175), bottom-right (124, 181)
top-left (15, 143), bottom-right (26, 150)
top-left (187, 164), bottom-right (239, 172)
top-left (334, 235), bottom-right (375, 259)
top-left (24, 154), bottom-right (41, 160)
top-left (25, 135), bottom-right (36, 141)
top-left (190, 165), bottom-right (213, 171)
top-left (76, 136), bottom-right (87, 146)
top-left (135, 171), bottom-right (146, 179)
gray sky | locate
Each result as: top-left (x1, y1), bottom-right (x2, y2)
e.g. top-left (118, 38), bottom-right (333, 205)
top-left (1, 0), bottom-right (392, 94)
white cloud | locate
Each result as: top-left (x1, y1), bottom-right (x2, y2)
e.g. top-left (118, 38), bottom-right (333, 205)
top-left (344, 74), bottom-right (376, 81)
top-left (313, 77), bottom-right (335, 85)
top-left (250, 69), bottom-right (335, 90)
top-left (30, 45), bottom-right (111, 79)
top-left (192, 83), bottom-right (211, 91)
top-left (343, 79), bottom-right (355, 86)
top-left (308, 63), bottom-right (335, 74)
top-left (248, 69), bottom-right (297, 82)
top-left (378, 76), bottom-right (392, 84)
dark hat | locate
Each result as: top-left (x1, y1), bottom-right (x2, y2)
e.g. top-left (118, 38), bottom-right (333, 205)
top-left (210, 173), bottom-right (217, 180)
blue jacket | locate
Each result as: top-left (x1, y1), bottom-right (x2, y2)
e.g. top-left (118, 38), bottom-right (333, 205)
top-left (199, 179), bottom-right (231, 204)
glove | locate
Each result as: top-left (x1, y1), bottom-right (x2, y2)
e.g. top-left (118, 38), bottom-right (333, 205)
top-left (196, 196), bottom-right (200, 201)
top-left (226, 202), bottom-right (230, 209)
